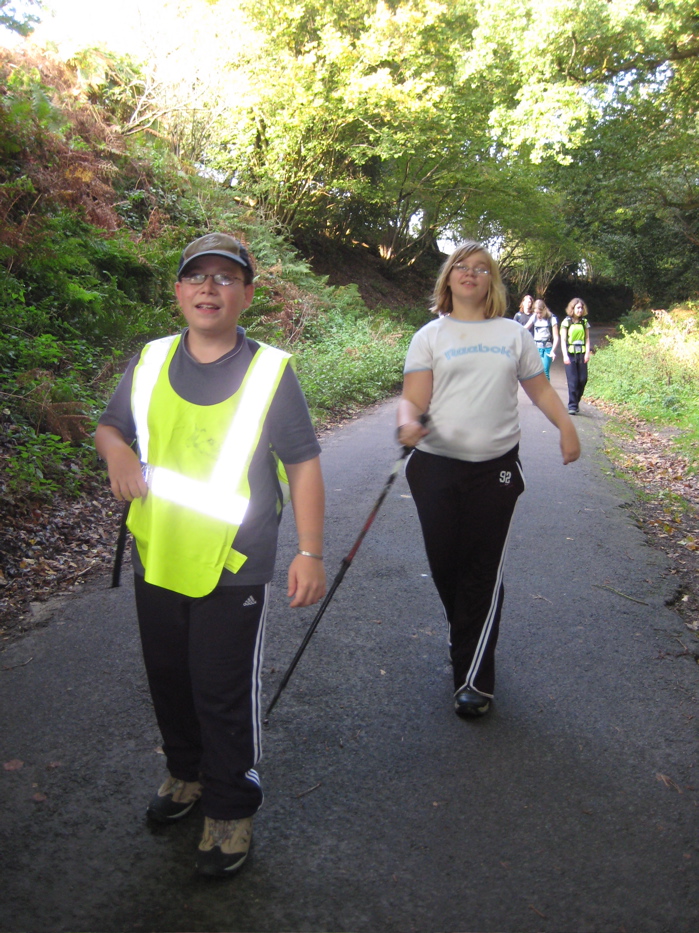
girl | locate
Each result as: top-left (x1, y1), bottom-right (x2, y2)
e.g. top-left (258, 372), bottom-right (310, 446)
top-left (397, 242), bottom-right (579, 719)
top-left (560, 297), bottom-right (591, 414)
top-left (514, 294), bottom-right (534, 327)
top-left (527, 299), bottom-right (559, 380)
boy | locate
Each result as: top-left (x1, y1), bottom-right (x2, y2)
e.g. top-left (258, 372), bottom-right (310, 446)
top-left (95, 233), bottom-right (326, 877)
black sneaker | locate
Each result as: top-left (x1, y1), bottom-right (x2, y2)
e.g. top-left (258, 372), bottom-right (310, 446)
top-left (196, 816), bottom-right (253, 877)
top-left (147, 775), bottom-right (202, 823)
top-left (454, 686), bottom-right (491, 719)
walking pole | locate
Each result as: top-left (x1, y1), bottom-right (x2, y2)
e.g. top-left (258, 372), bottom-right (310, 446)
top-left (109, 441), bottom-right (139, 589)
top-left (110, 501), bottom-right (131, 588)
top-left (266, 417), bottom-right (427, 716)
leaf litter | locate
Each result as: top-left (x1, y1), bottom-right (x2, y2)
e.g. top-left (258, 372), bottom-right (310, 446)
top-left (593, 400), bottom-right (699, 640)
top-left (0, 472), bottom-right (122, 645)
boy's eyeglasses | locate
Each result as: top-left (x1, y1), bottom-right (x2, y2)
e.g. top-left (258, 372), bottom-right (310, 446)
top-left (180, 273), bottom-right (245, 286)
top-left (453, 264), bottom-right (490, 276)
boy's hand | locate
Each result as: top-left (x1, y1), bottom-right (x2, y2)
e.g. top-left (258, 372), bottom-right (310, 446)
top-left (96, 424), bottom-right (148, 501)
top-left (106, 445), bottom-right (149, 501)
top-left (287, 554), bottom-right (326, 608)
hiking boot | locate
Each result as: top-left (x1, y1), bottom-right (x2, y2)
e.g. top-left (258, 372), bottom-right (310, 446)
top-left (454, 686), bottom-right (491, 719)
top-left (196, 816), bottom-right (253, 877)
top-left (146, 775), bottom-right (202, 823)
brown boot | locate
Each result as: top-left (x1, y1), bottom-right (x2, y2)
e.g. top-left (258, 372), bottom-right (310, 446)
top-left (146, 775), bottom-right (202, 823)
top-left (196, 816), bottom-right (253, 877)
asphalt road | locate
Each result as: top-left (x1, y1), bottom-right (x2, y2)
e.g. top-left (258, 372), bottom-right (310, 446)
top-left (1, 358), bottom-right (697, 933)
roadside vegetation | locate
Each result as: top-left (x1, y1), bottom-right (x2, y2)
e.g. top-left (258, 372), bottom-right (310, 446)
top-left (588, 306), bottom-right (699, 639)
top-left (590, 304), bottom-right (699, 455)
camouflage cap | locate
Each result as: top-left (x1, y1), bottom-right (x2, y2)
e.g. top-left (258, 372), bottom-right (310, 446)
top-left (178, 233), bottom-right (254, 277)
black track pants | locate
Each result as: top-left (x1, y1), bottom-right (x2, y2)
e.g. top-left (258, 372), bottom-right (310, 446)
top-left (406, 447), bottom-right (524, 697)
top-left (564, 352), bottom-right (588, 410)
top-left (134, 575), bottom-right (269, 820)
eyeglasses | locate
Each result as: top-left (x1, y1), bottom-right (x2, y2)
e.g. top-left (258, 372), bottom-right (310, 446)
top-left (453, 264), bottom-right (490, 276)
top-left (180, 273), bottom-right (245, 286)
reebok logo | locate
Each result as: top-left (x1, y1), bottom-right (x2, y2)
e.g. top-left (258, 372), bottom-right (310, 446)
top-left (243, 595), bottom-right (257, 607)
top-left (444, 344), bottom-right (513, 361)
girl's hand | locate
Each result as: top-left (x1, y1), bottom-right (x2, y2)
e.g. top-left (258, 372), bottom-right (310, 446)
top-left (560, 421), bottom-right (581, 464)
top-left (397, 419), bottom-right (429, 448)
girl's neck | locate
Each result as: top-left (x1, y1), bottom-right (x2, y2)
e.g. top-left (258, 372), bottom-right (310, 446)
top-left (449, 299), bottom-right (487, 322)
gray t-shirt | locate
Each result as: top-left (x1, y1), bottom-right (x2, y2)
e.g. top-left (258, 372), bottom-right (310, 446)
top-left (514, 311), bottom-right (534, 328)
top-left (99, 327), bottom-right (321, 586)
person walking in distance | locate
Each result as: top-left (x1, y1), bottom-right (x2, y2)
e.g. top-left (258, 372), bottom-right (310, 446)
top-left (95, 233), bottom-right (326, 877)
top-left (561, 297), bottom-right (591, 414)
top-left (528, 298), bottom-right (559, 381)
top-left (396, 242), bottom-right (580, 719)
top-left (514, 294), bottom-right (534, 328)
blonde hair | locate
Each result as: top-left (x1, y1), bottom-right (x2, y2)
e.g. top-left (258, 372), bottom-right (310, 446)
top-left (566, 297), bottom-right (588, 317)
top-left (430, 241), bottom-right (507, 319)
top-left (533, 299), bottom-right (551, 319)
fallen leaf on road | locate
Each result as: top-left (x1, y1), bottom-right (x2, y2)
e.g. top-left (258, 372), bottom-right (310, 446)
top-left (32, 793), bottom-right (47, 803)
top-left (656, 773), bottom-right (682, 792)
top-left (3, 759), bottom-right (24, 771)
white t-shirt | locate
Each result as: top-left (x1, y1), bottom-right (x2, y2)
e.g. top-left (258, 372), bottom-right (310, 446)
top-left (404, 315), bottom-right (543, 462)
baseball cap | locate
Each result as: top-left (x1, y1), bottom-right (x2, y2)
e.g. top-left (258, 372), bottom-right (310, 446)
top-left (178, 233), bottom-right (254, 277)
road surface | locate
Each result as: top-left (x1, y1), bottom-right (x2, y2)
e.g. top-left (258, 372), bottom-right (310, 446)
top-left (1, 358), bottom-right (697, 933)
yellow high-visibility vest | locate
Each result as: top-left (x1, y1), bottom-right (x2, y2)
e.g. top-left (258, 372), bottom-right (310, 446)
top-left (127, 334), bottom-right (290, 597)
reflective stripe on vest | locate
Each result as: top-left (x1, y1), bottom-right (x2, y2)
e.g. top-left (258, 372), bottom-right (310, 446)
top-left (132, 335), bottom-right (176, 467)
top-left (132, 336), bottom-right (289, 526)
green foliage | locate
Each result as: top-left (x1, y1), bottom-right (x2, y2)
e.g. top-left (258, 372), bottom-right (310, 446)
top-left (0, 0), bottom-right (39, 38)
top-left (206, 0), bottom-right (489, 265)
top-left (1, 212), bottom-right (175, 342)
top-left (11, 0), bottom-right (693, 305)
top-left (2, 426), bottom-right (94, 501)
top-left (589, 307), bottom-right (699, 446)
top-left (0, 65), bottom-right (68, 150)
top-left (294, 310), bottom-right (410, 420)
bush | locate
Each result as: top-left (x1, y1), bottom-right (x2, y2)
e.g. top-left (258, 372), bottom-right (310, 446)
top-left (294, 310), bottom-right (410, 420)
top-left (589, 306), bottom-right (699, 448)
top-left (0, 424), bottom-right (95, 501)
